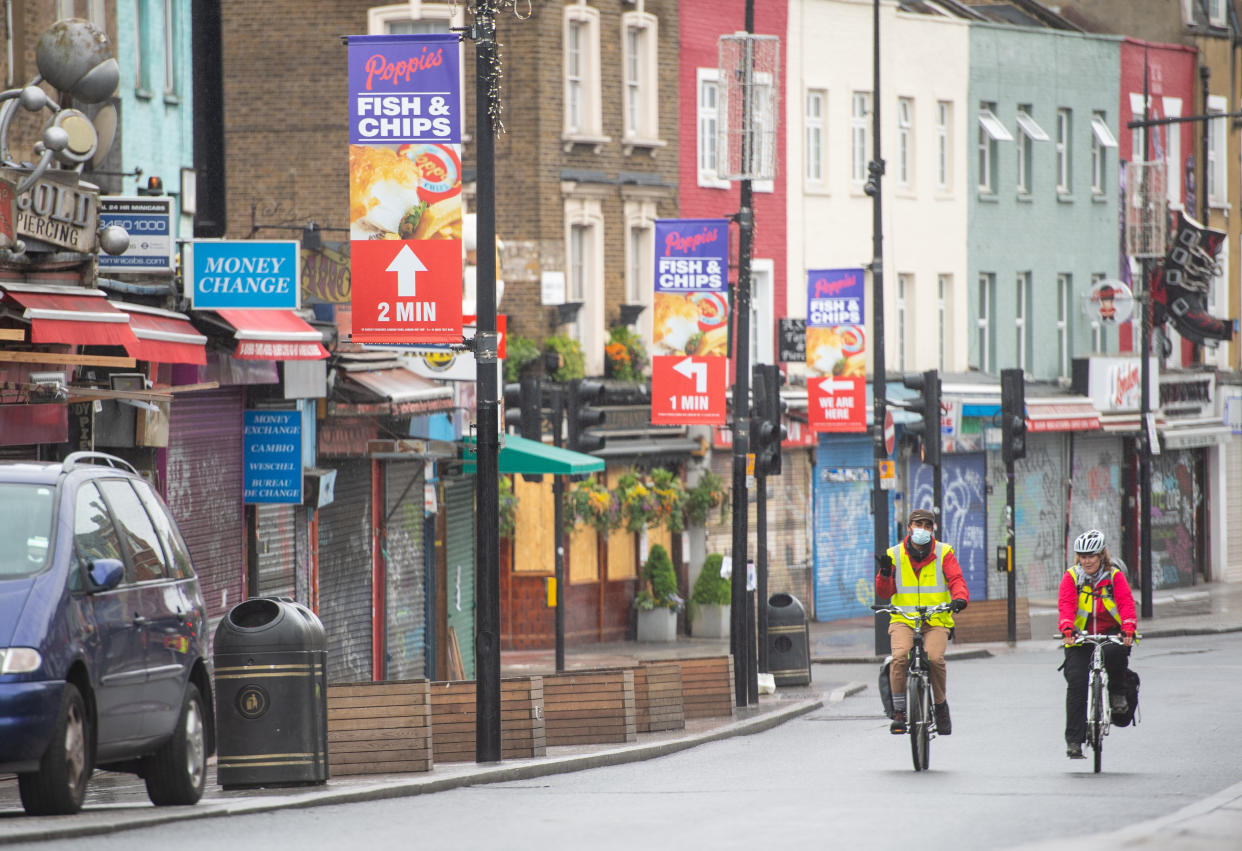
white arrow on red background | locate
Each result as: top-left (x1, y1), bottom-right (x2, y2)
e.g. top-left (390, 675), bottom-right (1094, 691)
top-left (388, 244), bottom-right (428, 297)
top-left (818, 376), bottom-right (853, 394)
top-left (673, 357), bottom-right (708, 393)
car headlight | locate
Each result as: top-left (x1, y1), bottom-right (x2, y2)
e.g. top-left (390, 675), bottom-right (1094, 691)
top-left (0, 648), bottom-right (42, 674)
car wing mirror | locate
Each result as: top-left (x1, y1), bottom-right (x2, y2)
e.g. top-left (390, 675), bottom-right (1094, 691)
top-left (88, 558), bottom-right (124, 591)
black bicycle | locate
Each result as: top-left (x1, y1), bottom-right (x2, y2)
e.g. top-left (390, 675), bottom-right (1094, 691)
top-left (1065, 632), bottom-right (1139, 773)
top-left (874, 602), bottom-right (952, 771)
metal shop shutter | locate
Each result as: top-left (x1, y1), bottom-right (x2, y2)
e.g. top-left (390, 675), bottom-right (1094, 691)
top-left (256, 503), bottom-right (309, 602)
top-left (166, 387), bottom-right (244, 633)
top-left (383, 460), bottom-right (426, 680)
top-left (1151, 448), bottom-right (1203, 589)
top-left (1227, 438), bottom-right (1242, 584)
top-left (1068, 435), bottom-right (1125, 578)
top-left (318, 458), bottom-right (373, 684)
top-left (910, 453), bottom-right (988, 600)
top-left (986, 432), bottom-right (1068, 599)
top-left (444, 476), bottom-right (476, 680)
top-left (813, 435), bottom-right (892, 622)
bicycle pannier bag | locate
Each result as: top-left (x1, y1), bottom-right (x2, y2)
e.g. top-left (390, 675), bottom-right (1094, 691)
top-left (878, 655), bottom-right (894, 719)
top-left (1113, 668), bottom-right (1140, 727)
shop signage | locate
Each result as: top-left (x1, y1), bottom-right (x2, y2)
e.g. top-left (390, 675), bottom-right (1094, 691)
top-left (243, 410), bottom-right (302, 504)
top-left (187, 240), bottom-right (301, 309)
top-left (778, 318), bottom-right (805, 363)
top-left (348, 33), bottom-right (463, 343)
top-left (1081, 355), bottom-right (1159, 413)
top-left (0, 176), bottom-right (16, 248)
top-left (98, 196), bottom-right (174, 273)
top-left (650, 218), bottom-right (730, 425)
top-left (302, 243), bottom-right (351, 304)
top-left (4, 169), bottom-right (98, 253)
top-left (806, 268), bottom-right (866, 432)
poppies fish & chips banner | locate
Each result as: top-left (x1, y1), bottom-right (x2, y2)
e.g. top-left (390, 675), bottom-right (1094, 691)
top-left (806, 268), bottom-right (867, 432)
top-left (348, 34), bottom-right (463, 343)
top-left (650, 218), bottom-right (730, 425)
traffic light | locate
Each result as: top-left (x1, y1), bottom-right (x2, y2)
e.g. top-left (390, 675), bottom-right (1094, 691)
top-left (567, 378), bottom-right (605, 453)
top-left (1001, 368), bottom-right (1027, 464)
top-left (503, 376), bottom-right (542, 441)
top-left (751, 364), bottom-right (787, 476)
top-left (902, 369), bottom-right (941, 466)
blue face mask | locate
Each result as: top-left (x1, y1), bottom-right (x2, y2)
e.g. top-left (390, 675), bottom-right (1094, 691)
top-left (910, 528), bottom-right (932, 546)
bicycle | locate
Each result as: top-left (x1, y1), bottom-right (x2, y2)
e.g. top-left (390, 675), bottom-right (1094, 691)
top-left (873, 602), bottom-right (953, 772)
top-left (1064, 632), bottom-right (1139, 774)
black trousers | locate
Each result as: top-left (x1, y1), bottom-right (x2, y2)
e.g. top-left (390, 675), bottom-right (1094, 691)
top-left (1063, 638), bottom-right (1131, 745)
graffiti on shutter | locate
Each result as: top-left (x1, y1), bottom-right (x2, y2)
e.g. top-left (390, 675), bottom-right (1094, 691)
top-left (318, 459), bottom-right (373, 684)
top-left (988, 433), bottom-right (1067, 599)
top-left (445, 477), bottom-right (475, 679)
top-left (1069, 436), bottom-right (1125, 580)
top-left (384, 461), bottom-right (426, 680)
top-left (1151, 448), bottom-right (1202, 589)
top-left (911, 453), bottom-right (987, 600)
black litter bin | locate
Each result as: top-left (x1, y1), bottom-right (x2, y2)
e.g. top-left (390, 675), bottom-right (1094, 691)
top-left (766, 593), bottom-right (811, 686)
top-left (213, 597), bottom-right (329, 789)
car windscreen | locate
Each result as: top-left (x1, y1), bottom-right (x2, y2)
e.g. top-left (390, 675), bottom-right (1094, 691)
top-left (0, 482), bottom-right (55, 578)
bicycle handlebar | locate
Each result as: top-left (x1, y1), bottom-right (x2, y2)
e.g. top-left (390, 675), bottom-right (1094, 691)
top-left (1058, 632), bottom-right (1142, 646)
top-left (871, 602), bottom-right (954, 621)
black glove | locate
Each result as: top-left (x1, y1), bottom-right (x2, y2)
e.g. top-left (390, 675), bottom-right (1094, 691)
top-left (875, 553), bottom-right (894, 578)
top-left (950, 598), bottom-right (967, 613)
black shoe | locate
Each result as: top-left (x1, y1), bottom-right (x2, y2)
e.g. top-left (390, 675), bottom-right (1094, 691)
top-left (934, 702), bottom-right (951, 735)
top-left (1067, 742), bottom-right (1084, 759)
top-left (890, 711), bottom-right (907, 734)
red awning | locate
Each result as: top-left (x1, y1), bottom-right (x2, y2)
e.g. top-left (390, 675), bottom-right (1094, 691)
top-left (214, 309), bottom-right (329, 360)
top-left (111, 301), bottom-right (208, 366)
top-left (1, 284), bottom-right (139, 352)
top-left (1025, 398), bottom-right (1102, 433)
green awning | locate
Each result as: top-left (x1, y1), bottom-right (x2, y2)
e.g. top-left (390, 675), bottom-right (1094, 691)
top-left (462, 434), bottom-right (605, 475)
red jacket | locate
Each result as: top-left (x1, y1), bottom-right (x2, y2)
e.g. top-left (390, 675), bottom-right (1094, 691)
top-left (1057, 563), bottom-right (1137, 634)
top-left (875, 536), bottom-right (969, 602)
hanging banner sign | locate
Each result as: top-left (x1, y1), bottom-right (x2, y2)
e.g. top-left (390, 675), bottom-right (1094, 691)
top-left (806, 268), bottom-right (867, 432)
top-left (650, 218), bottom-right (730, 425)
top-left (243, 410), bottom-right (303, 504)
top-left (188, 240), bottom-right (301, 309)
top-left (348, 33), bottom-right (463, 343)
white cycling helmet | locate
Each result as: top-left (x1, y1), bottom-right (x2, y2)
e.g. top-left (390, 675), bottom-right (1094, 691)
top-left (1073, 529), bottom-right (1106, 555)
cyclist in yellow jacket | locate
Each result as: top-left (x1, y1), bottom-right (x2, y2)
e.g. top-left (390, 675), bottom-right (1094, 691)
top-left (875, 508), bottom-right (969, 735)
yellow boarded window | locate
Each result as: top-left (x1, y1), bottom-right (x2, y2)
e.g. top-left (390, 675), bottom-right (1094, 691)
top-left (569, 522), bottom-right (598, 582)
top-left (512, 475), bottom-right (553, 573)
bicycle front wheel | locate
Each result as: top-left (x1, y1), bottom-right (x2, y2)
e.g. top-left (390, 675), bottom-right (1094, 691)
top-left (908, 676), bottom-right (930, 772)
top-left (1090, 674), bottom-right (1104, 773)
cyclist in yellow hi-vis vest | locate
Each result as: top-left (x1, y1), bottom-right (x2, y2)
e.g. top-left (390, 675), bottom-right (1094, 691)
top-left (1058, 529), bottom-right (1137, 759)
top-left (875, 508), bottom-right (969, 735)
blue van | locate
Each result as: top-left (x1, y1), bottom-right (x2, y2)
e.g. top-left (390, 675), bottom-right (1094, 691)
top-left (0, 453), bottom-right (214, 815)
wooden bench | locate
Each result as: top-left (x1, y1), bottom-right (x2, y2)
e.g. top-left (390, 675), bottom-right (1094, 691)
top-left (951, 597), bottom-right (1031, 643)
top-left (429, 677), bottom-right (546, 763)
top-left (542, 669), bottom-right (636, 746)
top-left (634, 661), bottom-right (685, 733)
top-left (677, 655), bottom-right (735, 719)
top-left (327, 680), bottom-right (433, 776)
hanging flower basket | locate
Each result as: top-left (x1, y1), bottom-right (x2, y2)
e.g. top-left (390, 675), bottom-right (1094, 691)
top-left (564, 477), bottom-right (620, 536)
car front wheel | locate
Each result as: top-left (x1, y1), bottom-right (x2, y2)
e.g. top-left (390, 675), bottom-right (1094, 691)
top-left (18, 682), bottom-right (92, 815)
top-left (144, 682), bottom-right (207, 806)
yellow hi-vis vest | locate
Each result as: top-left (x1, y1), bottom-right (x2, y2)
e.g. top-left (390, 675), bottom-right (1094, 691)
top-left (887, 541), bottom-right (955, 629)
top-left (1067, 564), bottom-right (1123, 632)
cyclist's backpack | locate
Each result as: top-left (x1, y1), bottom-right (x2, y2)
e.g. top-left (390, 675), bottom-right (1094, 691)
top-left (878, 655), bottom-right (895, 719)
top-left (1113, 668), bottom-right (1141, 727)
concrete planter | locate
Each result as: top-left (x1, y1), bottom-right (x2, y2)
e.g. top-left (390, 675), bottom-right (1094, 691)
top-left (636, 607), bottom-right (677, 642)
top-left (691, 603), bottom-right (730, 639)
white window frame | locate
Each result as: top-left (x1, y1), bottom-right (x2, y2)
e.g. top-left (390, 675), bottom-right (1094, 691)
top-left (621, 11), bottom-right (661, 149)
top-left (369, 2), bottom-right (463, 32)
top-left (622, 194), bottom-right (658, 353)
top-left (1016, 271), bottom-right (1030, 372)
top-left (897, 97), bottom-right (913, 188)
top-left (1208, 94), bottom-right (1227, 207)
top-left (805, 89), bottom-right (826, 188)
top-left (1056, 108), bottom-right (1072, 194)
top-left (1015, 107), bottom-right (1047, 196)
top-left (163, 0), bottom-right (177, 96)
top-left (564, 191), bottom-right (607, 376)
top-left (697, 68), bottom-right (729, 189)
top-left (1056, 273), bottom-right (1071, 378)
top-left (1129, 93), bottom-right (1148, 164)
top-left (977, 273), bottom-right (994, 373)
top-left (1207, 0), bottom-right (1227, 27)
top-left (978, 104), bottom-right (1010, 193)
top-left (1091, 111), bottom-right (1117, 195)
top-left (1163, 97), bottom-right (1183, 205)
top-left (563, 5), bottom-right (605, 144)
top-left (852, 92), bottom-right (871, 187)
top-left (896, 273), bottom-right (911, 371)
top-left (936, 101), bottom-right (952, 192)
top-left (937, 274), bottom-right (950, 371)
top-left (749, 258), bottom-right (776, 366)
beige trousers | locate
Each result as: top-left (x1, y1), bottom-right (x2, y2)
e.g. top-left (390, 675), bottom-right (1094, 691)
top-left (888, 623), bottom-right (950, 705)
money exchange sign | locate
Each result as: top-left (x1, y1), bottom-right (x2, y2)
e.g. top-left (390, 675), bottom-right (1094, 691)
top-left (348, 34), bottom-right (463, 343)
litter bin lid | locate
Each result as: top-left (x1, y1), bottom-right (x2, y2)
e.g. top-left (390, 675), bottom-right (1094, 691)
top-left (214, 597), bottom-right (326, 655)
top-left (766, 592), bottom-right (807, 625)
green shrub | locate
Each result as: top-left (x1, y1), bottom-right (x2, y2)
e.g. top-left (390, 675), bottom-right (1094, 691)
top-left (690, 553), bottom-right (731, 605)
top-left (503, 334), bottom-right (541, 383)
top-left (636, 543), bottom-right (683, 611)
top-left (545, 334), bottom-right (585, 382)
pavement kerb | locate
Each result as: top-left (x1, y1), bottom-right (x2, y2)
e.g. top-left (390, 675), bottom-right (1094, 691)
top-left (0, 698), bottom-right (823, 846)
